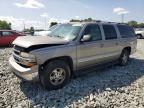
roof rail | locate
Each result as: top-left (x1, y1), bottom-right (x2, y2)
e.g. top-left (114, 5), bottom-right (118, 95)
top-left (95, 20), bottom-right (101, 22)
top-left (118, 23), bottom-right (128, 25)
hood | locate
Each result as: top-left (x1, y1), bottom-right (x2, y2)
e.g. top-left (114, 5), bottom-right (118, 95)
top-left (13, 36), bottom-right (69, 48)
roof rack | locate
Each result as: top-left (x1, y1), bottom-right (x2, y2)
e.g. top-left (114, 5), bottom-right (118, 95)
top-left (95, 20), bottom-right (101, 22)
top-left (118, 23), bottom-right (128, 25)
top-left (70, 20), bottom-right (128, 25)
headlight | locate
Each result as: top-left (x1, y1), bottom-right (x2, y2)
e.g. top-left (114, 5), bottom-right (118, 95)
top-left (20, 52), bottom-right (36, 67)
top-left (20, 52), bottom-right (35, 59)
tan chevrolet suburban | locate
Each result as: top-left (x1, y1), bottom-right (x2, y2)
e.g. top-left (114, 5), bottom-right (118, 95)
top-left (9, 21), bottom-right (137, 90)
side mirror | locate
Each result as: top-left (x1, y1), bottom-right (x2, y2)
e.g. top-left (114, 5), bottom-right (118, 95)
top-left (81, 34), bottom-right (91, 42)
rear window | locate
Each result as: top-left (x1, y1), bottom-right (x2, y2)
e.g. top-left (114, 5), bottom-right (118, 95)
top-left (103, 25), bottom-right (117, 40)
top-left (117, 25), bottom-right (135, 38)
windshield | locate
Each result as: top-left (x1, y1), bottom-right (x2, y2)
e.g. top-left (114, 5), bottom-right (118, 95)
top-left (48, 24), bottom-right (82, 40)
top-left (48, 25), bottom-right (57, 31)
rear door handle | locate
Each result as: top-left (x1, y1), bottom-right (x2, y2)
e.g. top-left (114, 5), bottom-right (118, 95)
top-left (100, 43), bottom-right (104, 47)
top-left (115, 42), bottom-right (119, 45)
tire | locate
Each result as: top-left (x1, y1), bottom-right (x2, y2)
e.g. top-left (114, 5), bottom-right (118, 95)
top-left (137, 34), bottom-right (142, 39)
top-left (119, 49), bottom-right (130, 66)
top-left (39, 60), bottom-right (71, 90)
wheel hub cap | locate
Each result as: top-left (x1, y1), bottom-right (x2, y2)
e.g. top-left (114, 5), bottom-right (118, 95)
top-left (50, 68), bottom-right (66, 85)
top-left (122, 54), bottom-right (128, 63)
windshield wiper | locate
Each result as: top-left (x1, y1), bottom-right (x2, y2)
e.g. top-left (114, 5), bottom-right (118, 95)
top-left (54, 35), bottom-right (64, 38)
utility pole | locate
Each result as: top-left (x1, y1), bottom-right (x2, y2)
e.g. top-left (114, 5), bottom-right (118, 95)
top-left (45, 17), bottom-right (47, 30)
top-left (23, 20), bottom-right (25, 31)
top-left (40, 13), bottom-right (48, 30)
top-left (121, 14), bottom-right (124, 23)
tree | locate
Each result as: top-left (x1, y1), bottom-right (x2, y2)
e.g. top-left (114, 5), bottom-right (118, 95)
top-left (0, 20), bottom-right (11, 30)
top-left (137, 23), bottom-right (144, 28)
top-left (29, 27), bottom-right (35, 36)
top-left (70, 17), bottom-right (95, 22)
top-left (83, 17), bottom-right (94, 22)
top-left (128, 21), bottom-right (138, 28)
top-left (70, 19), bottom-right (81, 22)
top-left (50, 22), bottom-right (58, 27)
top-left (128, 21), bottom-right (144, 28)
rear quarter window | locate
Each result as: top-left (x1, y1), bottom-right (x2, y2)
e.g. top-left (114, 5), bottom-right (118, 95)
top-left (117, 25), bottom-right (135, 38)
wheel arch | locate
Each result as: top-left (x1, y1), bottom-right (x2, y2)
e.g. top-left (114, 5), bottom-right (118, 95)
top-left (123, 46), bottom-right (131, 54)
top-left (40, 56), bottom-right (74, 74)
top-left (136, 33), bottom-right (142, 36)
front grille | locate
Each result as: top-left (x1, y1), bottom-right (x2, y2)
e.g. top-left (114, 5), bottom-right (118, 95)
top-left (13, 54), bottom-right (19, 62)
top-left (12, 45), bottom-right (34, 68)
top-left (14, 50), bottom-right (20, 55)
top-left (13, 45), bottom-right (25, 63)
top-left (14, 45), bottom-right (25, 52)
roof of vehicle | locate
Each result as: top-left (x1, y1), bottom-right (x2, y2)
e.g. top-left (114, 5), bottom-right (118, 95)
top-left (0, 30), bottom-right (17, 32)
top-left (67, 21), bottom-right (128, 26)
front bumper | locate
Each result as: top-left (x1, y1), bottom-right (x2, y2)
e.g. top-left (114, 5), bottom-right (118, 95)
top-left (9, 56), bottom-right (39, 82)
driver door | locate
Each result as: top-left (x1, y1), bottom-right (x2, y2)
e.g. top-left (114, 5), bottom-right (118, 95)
top-left (77, 24), bottom-right (105, 70)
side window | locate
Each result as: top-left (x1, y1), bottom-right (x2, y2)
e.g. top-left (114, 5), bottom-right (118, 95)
top-left (117, 25), bottom-right (135, 38)
top-left (83, 24), bottom-right (102, 41)
top-left (2, 31), bottom-right (13, 36)
top-left (0, 32), bottom-right (2, 37)
top-left (103, 25), bottom-right (117, 40)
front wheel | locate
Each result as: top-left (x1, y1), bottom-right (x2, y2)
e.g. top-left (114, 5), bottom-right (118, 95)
top-left (119, 49), bottom-right (130, 66)
top-left (39, 60), bottom-right (71, 90)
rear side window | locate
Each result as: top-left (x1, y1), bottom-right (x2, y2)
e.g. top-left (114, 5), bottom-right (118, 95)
top-left (117, 25), bottom-right (135, 38)
top-left (0, 32), bottom-right (2, 37)
top-left (103, 25), bottom-right (117, 40)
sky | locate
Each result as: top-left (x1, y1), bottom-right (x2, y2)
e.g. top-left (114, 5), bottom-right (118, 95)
top-left (0, 0), bottom-right (143, 30)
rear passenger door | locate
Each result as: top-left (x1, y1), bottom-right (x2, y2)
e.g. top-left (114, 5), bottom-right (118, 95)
top-left (77, 24), bottom-right (105, 69)
top-left (117, 25), bottom-right (137, 53)
top-left (101, 24), bottom-right (122, 62)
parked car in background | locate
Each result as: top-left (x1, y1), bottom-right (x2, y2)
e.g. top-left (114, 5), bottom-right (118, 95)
top-left (34, 25), bottom-right (57, 36)
top-left (9, 22), bottom-right (137, 90)
top-left (135, 28), bottom-right (144, 39)
top-left (0, 30), bottom-right (25, 46)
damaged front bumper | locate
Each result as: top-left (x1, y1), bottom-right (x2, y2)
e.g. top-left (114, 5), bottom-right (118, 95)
top-left (9, 56), bottom-right (39, 82)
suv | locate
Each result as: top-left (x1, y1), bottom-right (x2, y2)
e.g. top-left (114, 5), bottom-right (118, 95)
top-left (9, 22), bottom-right (137, 90)
top-left (135, 28), bottom-right (144, 39)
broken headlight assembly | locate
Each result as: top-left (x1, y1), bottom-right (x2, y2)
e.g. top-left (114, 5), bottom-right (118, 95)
top-left (20, 52), bottom-right (37, 67)
top-left (20, 52), bottom-right (35, 59)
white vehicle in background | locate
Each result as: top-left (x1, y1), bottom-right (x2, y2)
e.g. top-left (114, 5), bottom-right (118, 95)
top-left (34, 25), bottom-right (57, 36)
top-left (34, 30), bottom-right (51, 36)
top-left (135, 28), bottom-right (144, 39)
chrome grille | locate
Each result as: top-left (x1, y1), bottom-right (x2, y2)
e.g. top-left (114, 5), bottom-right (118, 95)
top-left (13, 45), bottom-right (25, 63)
top-left (14, 45), bottom-right (25, 52)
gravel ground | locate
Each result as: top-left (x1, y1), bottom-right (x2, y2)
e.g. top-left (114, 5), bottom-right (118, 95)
top-left (0, 40), bottom-right (144, 108)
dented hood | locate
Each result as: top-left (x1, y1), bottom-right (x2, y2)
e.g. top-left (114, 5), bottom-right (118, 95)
top-left (13, 36), bottom-right (69, 48)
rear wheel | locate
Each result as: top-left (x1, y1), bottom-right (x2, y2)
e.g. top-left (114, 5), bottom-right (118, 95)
top-left (39, 60), bottom-right (71, 90)
top-left (119, 49), bottom-right (130, 66)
